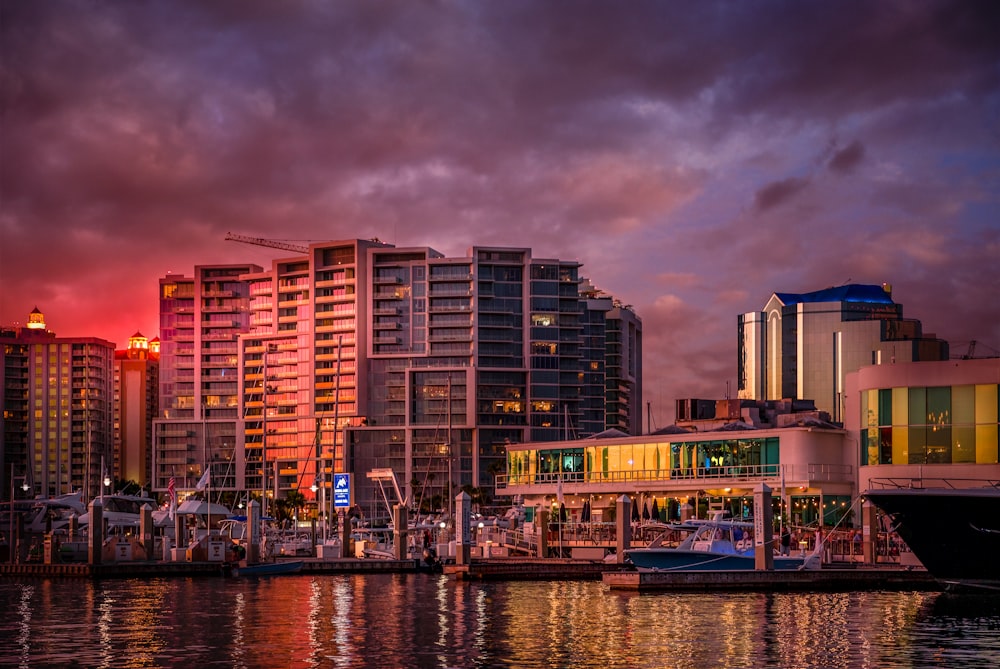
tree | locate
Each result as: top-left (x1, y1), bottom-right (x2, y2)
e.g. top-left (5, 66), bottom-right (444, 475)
top-left (285, 490), bottom-right (306, 521)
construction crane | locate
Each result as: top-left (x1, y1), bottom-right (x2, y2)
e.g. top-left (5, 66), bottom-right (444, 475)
top-left (225, 232), bottom-right (310, 254)
top-left (950, 340), bottom-right (1000, 360)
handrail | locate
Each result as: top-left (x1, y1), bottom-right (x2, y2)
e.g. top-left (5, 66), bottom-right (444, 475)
top-left (866, 477), bottom-right (1000, 491)
top-left (498, 463), bottom-right (858, 490)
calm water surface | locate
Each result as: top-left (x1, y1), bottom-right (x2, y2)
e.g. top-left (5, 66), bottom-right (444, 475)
top-left (2, 575), bottom-right (999, 668)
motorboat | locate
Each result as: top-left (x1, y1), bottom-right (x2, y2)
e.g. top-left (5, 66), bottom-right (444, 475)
top-left (152, 499), bottom-right (234, 540)
top-left (270, 531), bottom-right (313, 557)
top-left (864, 482), bottom-right (1000, 590)
top-left (2, 492), bottom-right (87, 535)
top-left (625, 518), bottom-right (822, 571)
top-left (78, 493), bottom-right (161, 531)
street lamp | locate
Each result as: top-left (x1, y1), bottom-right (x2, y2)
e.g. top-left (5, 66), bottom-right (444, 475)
top-left (8, 465), bottom-right (30, 564)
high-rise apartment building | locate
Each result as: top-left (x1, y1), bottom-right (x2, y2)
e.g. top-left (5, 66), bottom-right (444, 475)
top-left (152, 241), bottom-right (641, 519)
top-left (113, 332), bottom-right (159, 488)
top-left (737, 283), bottom-right (949, 423)
top-left (238, 240), bottom-right (384, 514)
top-left (605, 304), bottom-right (643, 435)
top-left (152, 264), bottom-right (261, 495)
top-left (581, 283), bottom-right (643, 435)
top-left (350, 245), bottom-right (641, 515)
top-left (1, 308), bottom-right (115, 500)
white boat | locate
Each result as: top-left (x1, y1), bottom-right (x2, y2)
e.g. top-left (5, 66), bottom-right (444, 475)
top-left (625, 518), bottom-right (823, 571)
top-left (78, 493), bottom-right (161, 531)
top-left (152, 499), bottom-right (235, 540)
top-left (271, 532), bottom-right (313, 557)
top-left (1, 492), bottom-right (87, 536)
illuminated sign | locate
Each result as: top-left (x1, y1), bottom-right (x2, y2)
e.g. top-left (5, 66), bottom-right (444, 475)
top-left (333, 473), bottom-right (351, 509)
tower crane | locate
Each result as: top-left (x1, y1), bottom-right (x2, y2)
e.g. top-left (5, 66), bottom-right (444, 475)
top-left (225, 232), bottom-right (310, 254)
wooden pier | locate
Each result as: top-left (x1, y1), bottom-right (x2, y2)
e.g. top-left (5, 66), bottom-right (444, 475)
top-left (0, 557), bottom-right (428, 579)
top-left (0, 561), bottom-right (230, 579)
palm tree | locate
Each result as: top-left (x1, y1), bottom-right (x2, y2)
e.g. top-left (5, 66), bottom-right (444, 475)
top-left (285, 490), bottom-right (306, 521)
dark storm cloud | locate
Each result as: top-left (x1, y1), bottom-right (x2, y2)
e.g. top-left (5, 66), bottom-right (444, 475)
top-left (827, 141), bottom-right (866, 174)
top-left (2, 0), bottom-right (999, 420)
top-left (753, 177), bottom-right (811, 211)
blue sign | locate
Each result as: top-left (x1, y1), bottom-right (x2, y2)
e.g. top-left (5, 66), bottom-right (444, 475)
top-left (333, 473), bottom-right (351, 509)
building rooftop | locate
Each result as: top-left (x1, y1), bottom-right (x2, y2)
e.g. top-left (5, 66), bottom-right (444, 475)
top-left (774, 283), bottom-right (894, 306)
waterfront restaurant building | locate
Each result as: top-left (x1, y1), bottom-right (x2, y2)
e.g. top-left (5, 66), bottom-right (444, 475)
top-left (498, 403), bottom-right (857, 528)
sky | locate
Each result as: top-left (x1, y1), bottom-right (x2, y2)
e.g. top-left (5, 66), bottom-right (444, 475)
top-left (2, 0), bottom-right (999, 426)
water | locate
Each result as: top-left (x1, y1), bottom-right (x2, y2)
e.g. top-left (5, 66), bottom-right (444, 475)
top-left (2, 575), bottom-right (1000, 668)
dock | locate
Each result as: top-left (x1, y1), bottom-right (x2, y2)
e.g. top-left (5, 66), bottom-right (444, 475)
top-left (2, 557), bottom-right (942, 592)
top-left (446, 557), bottom-right (626, 581)
top-left (0, 557), bottom-right (428, 579)
top-left (603, 567), bottom-right (941, 592)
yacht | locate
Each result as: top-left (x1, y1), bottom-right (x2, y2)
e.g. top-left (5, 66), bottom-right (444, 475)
top-left (864, 482), bottom-right (1000, 590)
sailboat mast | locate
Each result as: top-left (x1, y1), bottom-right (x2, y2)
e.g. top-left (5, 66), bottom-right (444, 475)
top-left (261, 346), bottom-right (268, 520)
top-left (447, 374), bottom-right (453, 523)
top-left (331, 333), bottom-right (342, 536)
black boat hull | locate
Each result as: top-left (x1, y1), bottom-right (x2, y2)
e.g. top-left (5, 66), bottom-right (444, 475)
top-left (865, 488), bottom-right (1000, 588)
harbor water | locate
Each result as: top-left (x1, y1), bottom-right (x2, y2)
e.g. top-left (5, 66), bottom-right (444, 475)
top-left (2, 575), bottom-right (1000, 668)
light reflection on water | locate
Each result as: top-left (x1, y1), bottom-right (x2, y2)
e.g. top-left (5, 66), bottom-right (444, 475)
top-left (1, 576), bottom-right (999, 668)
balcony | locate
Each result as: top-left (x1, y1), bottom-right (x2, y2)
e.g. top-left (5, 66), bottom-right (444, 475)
top-left (428, 304), bottom-right (471, 313)
top-left (315, 293), bottom-right (355, 304)
top-left (429, 288), bottom-right (473, 298)
top-left (428, 332), bottom-right (472, 342)
top-left (428, 271), bottom-right (472, 282)
top-left (314, 277), bottom-right (354, 289)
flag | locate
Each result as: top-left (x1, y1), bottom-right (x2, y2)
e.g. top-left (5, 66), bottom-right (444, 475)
top-left (556, 476), bottom-right (564, 505)
top-left (196, 468), bottom-right (211, 492)
top-left (167, 476), bottom-right (176, 520)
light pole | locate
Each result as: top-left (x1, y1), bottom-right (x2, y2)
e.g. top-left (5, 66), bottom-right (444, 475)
top-left (446, 374), bottom-right (454, 531)
top-left (8, 465), bottom-right (29, 564)
top-left (311, 461), bottom-right (326, 543)
top-left (100, 455), bottom-right (109, 502)
top-left (261, 343), bottom-right (278, 521)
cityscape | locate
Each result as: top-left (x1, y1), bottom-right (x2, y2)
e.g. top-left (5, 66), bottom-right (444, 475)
top-left (3, 265), bottom-right (998, 533)
top-left (2, 1), bottom-right (1000, 667)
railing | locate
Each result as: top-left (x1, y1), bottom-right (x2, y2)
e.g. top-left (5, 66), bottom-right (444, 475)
top-left (497, 463), bottom-right (857, 490)
top-left (866, 477), bottom-right (1000, 490)
top-left (497, 465), bottom-right (784, 490)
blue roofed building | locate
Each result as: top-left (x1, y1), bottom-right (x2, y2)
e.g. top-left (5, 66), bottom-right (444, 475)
top-left (737, 283), bottom-right (949, 423)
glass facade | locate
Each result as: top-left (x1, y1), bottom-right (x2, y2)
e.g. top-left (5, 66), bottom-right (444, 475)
top-left (862, 384), bottom-right (1000, 465)
top-left (507, 436), bottom-right (782, 485)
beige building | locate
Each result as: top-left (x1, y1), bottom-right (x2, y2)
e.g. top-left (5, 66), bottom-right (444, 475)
top-left (1, 308), bottom-right (115, 500)
top-left (738, 284), bottom-right (948, 422)
top-left (152, 264), bottom-right (261, 495)
top-left (113, 332), bottom-right (159, 488)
